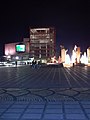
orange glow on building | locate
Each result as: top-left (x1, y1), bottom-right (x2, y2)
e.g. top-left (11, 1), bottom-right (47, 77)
top-left (76, 47), bottom-right (80, 63)
top-left (61, 48), bottom-right (65, 63)
top-left (87, 47), bottom-right (90, 63)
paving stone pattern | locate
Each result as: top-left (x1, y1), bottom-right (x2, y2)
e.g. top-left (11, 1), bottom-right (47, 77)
top-left (0, 65), bottom-right (90, 120)
top-left (0, 65), bottom-right (90, 88)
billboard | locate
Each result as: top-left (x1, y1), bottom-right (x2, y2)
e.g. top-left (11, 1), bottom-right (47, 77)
top-left (16, 44), bottom-right (26, 52)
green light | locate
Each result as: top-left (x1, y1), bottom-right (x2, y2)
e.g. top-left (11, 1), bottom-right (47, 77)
top-left (16, 45), bottom-right (25, 52)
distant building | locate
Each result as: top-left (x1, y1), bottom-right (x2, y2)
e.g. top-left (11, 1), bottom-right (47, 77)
top-left (60, 45), bottom-right (65, 63)
top-left (76, 47), bottom-right (80, 63)
top-left (87, 47), bottom-right (90, 63)
top-left (30, 28), bottom-right (56, 62)
top-left (4, 27), bottom-right (56, 63)
top-left (4, 38), bottom-right (30, 61)
top-left (61, 48), bottom-right (65, 63)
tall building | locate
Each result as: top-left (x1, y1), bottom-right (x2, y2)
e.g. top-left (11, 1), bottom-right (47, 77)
top-left (61, 48), bottom-right (65, 63)
top-left (76, 47), bottom-right (80, 63)
top-left (87, 47), bottom-right (90, 63)
top-left (60, 45), bottom-right (65, 63)
top-left (30, 28), bottom-right (56, 61)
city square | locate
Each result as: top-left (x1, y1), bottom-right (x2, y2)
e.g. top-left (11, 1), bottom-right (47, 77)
top-left (0, 65), bottom-right (90, 120)
top-left (0, 65), bottom-right (90, 89)
top-left (0, 0), bottom-right (90, 120)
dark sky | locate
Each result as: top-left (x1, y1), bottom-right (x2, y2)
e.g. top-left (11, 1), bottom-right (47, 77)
top-left (0, 0), bottom-right (90, 56)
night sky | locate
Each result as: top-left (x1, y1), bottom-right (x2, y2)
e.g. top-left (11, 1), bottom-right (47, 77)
top-left (0, 0), bottom-right (90, 56)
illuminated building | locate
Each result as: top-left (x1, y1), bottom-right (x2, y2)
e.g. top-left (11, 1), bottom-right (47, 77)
top-left (4, 27), bottom-right (56, 63)
top-left (76, 47), bottom-right (80, 63)
top-left (87, 47), bottom-right (90, 63)
top-left (30, 28), bottom-right (56, 62)
top-left (5, 43), bottom-right (16, 56)
top-left (5, 38), bottom-right (30, 61)
top-left (61, 48), bottom-right (65, 63)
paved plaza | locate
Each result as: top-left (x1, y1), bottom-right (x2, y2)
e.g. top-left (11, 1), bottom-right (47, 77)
top-left (0, 65), bottom-right (90, 120)
top-left (0, 65), bottom-right (90, 88)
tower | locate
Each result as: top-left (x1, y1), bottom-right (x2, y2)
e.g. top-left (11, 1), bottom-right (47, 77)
top-left (76, 47), bottom-right (80, 63)
top-left (60, 46), bottom-right (65, 63)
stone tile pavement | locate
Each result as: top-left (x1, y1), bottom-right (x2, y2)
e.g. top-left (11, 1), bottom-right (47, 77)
top-left (0, 88), bottom-right (90, 120)
top-left (0, 66), bottom-right (90, 119)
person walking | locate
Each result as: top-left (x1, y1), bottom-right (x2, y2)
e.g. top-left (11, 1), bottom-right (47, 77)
top-left (15, 61), bottom-right (17, 67)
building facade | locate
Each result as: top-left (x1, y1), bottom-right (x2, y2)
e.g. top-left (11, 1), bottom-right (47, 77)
top-left (30, 28), bottom-right (56, 61)
top-left (87, 47), bottom-right (90, 63)
top-left (76, 47), bottom-right (80, 63)
top-left (60, 45), bottom-right (65, 63)
top-left (5, 38), bottom-right (30, 61)
top-left (4, 27), bottom-right (56, 63)
top-left (61, 48), bottom-right (65, 63)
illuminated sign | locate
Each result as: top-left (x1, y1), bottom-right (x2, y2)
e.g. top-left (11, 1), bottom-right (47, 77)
top-left (16, 44), bottom-right (26, 52)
